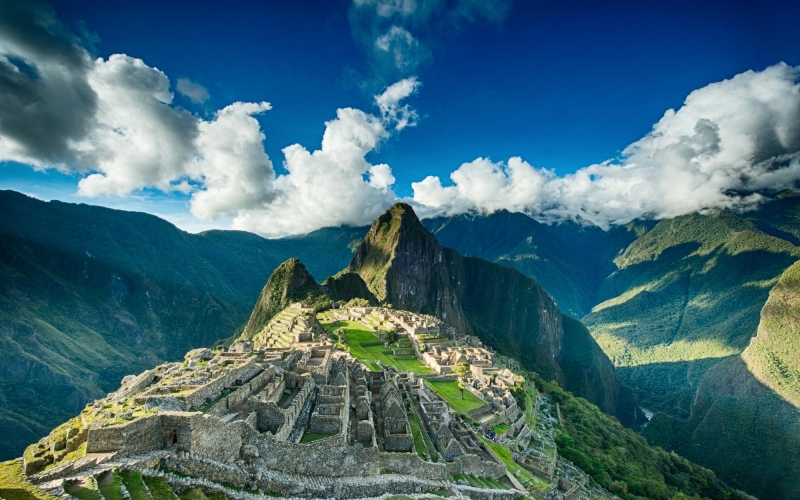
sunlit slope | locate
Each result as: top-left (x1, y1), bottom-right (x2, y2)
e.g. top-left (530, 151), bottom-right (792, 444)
top-left (583, 210), bottom-right (800, 416)
top-left (743, 259), bottom-right (800, 408)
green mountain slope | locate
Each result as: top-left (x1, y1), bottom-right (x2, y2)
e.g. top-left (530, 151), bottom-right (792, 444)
top-left (240, 258), bottom-right (332, 339)
top-left (349, 203), bottom-right (642, 425)
top-left (584, 210), bottom-right (800, 416)
top-left (423, 211), bottom-right (648, 317)
top-left (742, 257), bottom-right (800, 407)
top-left (0, 190), bottom-right (361, 460)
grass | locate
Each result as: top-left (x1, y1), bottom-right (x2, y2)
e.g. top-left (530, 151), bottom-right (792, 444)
top-left (481, 437), bottom-right (549, 490)
top-left (299, 432), bottom-right (333, 443)
top-left (142, 476), bottom-right (177, 500)
top-left (65, 477), bottom-right (101, 500)
top-left (425, 380), bottom-right (486, 414)
top-left (178, 488), bottom-right (208, 500)
top-left (491, 423), bottom-right (511, 435)
top-left (452, 474), bottom-right (505, 489)
top-left (320, 319), bottom-right (434, 375)
top-left (0, 460), bottom-right (58, 500)
top-left (97, 472), bottom-right (125, 500)
top-left (119, 470), bottom-right (151, 500)
top-left (408, 403), bottom-right (438, 462)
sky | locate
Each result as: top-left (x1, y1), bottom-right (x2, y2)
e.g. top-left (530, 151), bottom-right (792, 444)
top-left (1, 0), bottom-right (799, 236)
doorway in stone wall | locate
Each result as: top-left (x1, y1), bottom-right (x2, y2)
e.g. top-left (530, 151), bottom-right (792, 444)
top-left (166, 429), bottom-right (178, 447)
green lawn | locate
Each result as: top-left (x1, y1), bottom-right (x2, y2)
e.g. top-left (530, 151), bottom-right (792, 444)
top-left (452, 474), bottom-right (505, 490)
top-left (119, 470), bottom-right (151, 500)
top-left (320, 319), bottom-right (434, 375)
top-left (97, 473), bottom-right (124, 500)
top-left (0, 460), bottom-right (58, 500)
top-left (425, 380), bottom-right (486, 414)
top-left (142, 477), bottom-right (177, 500)
top-left (491, 423), bottom-right (511, 436)
top-left (300, 432), bottom-right (333, 443)
top-left (481, 437), bottom-right (549, 490)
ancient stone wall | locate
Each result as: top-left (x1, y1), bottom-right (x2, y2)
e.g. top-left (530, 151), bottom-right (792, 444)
top-left (250, 432), bottom-right (380, 477)
top-left (86, 414), bottom-right (163, 454)
top-left (445, 454), bottom-right (506, 479)
top-left (161, 454), bottom-right (246, 488)
top-left (190, 416), bottom-right (247, 463)
top-left (378, 452), bottom-right (447, 480)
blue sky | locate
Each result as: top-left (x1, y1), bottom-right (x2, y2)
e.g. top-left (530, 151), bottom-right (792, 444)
top-left (1, 0), bottom-right (800, 235)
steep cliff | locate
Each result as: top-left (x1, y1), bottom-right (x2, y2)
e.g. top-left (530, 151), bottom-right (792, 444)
top-left (348, 203), bottom-right (640, 424)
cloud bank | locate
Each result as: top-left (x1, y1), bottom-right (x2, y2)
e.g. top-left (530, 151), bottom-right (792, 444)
top-left (412, 63), bottom-right (800, 228)
top-left (1, 0), bottom-right (799, 238)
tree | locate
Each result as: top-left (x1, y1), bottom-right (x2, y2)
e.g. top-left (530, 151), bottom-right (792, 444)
top-left (452, 362), bottom-right (471, 399)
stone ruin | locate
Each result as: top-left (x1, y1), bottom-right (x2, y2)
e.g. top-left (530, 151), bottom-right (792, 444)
top-left (21, 305), bottom-right (621, 500)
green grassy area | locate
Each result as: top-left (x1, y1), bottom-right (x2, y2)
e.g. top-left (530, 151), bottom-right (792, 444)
top-left (425, 380), bottom-right (486, 414)
top-left (97, 473), bottom-right (125, 500)
top-left (491, 423), bottom-right (510, 435)
top-left (65, 478), bottom-right (101, 500)
top-left (480, 437), bottom-right (548, 490)
top-left (320, 319), bottom-right (434, 374)
top-left (178, 488), bottom-right (208, 500)
top-left (299, 432), bottom-right (333, 443)
top-left (142, 477), bottom-right (177, 500)
top-left (0, 460), bottom-right (58, 500)
top-left (452, 474), bottom-right (505, 490)
top-left (407, 410), bottom-right (429, 460)
top-left (119, 470), bottom-right (151, 500)
top-left (408, 403), bottom-right (439, 462)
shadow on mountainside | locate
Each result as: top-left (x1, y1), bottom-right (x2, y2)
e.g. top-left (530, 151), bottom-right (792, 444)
top-left (642, 356), bottom-right (800, 500)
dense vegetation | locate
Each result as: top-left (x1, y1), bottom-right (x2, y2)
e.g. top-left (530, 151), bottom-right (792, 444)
top-left (530, 375), bottom-right (754, 500)
top-left (743, 259), bottom-right (800, 407)
top-left (429, 195), bottom-right (800, 498)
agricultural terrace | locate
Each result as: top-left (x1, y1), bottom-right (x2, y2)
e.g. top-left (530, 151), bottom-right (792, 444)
top-left (481, 437), bottom-right (550, 491)
top-left (424, 380), bottom-right (486, 414)
top-left (317, 315), bottom-right (434, 375)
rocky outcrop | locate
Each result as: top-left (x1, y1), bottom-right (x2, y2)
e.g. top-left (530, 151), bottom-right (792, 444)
top-left (348, 203), bottom-right (639, 424)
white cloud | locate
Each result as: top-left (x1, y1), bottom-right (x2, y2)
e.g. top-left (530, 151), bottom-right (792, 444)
top-left (76, 54), bottom-right (199, 197)
top-left (375, 76), bottom-right (421, 130)
top-left (412, 63), bottom-right (800, 228)
top-left (176, 77), bottom-right (210, 104)
top-left (189, 101), bottom-right (275, 219)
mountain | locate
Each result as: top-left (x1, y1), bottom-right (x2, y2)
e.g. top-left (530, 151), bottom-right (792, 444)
top-left (425, 195), bottom-right (800, 499)
top-left (0, 190), bottom-right (362, 461)
top-left (348, 203), bottom-right (642, 425)
top-left (240, 258), bottom-right (333, 339)
top-left (743, 259), bottom-right (800, 408)
top-left (423, 211), bottom-right (645, 318)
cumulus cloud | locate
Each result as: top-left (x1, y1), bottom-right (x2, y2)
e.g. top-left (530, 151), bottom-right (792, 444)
top-left (0, 1), bottom-right (419, 237)
top-left (411, 63), bottom-right (800, 228)
top-left (176, 77), bottom-right (210, 104)
top-left (230, 79), bottom-right (419, 237)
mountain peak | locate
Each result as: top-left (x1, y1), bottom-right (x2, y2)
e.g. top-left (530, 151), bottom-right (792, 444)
top-left (241, 258), bottom-right (330, 339)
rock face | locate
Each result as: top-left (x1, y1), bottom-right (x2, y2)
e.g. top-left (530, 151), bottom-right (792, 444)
top-left (321, 272), bottom-right (377, 305)
top-left (348, 203), bottom-right (640, 424)
top-left (241, 258), bottom-right (332, 339)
